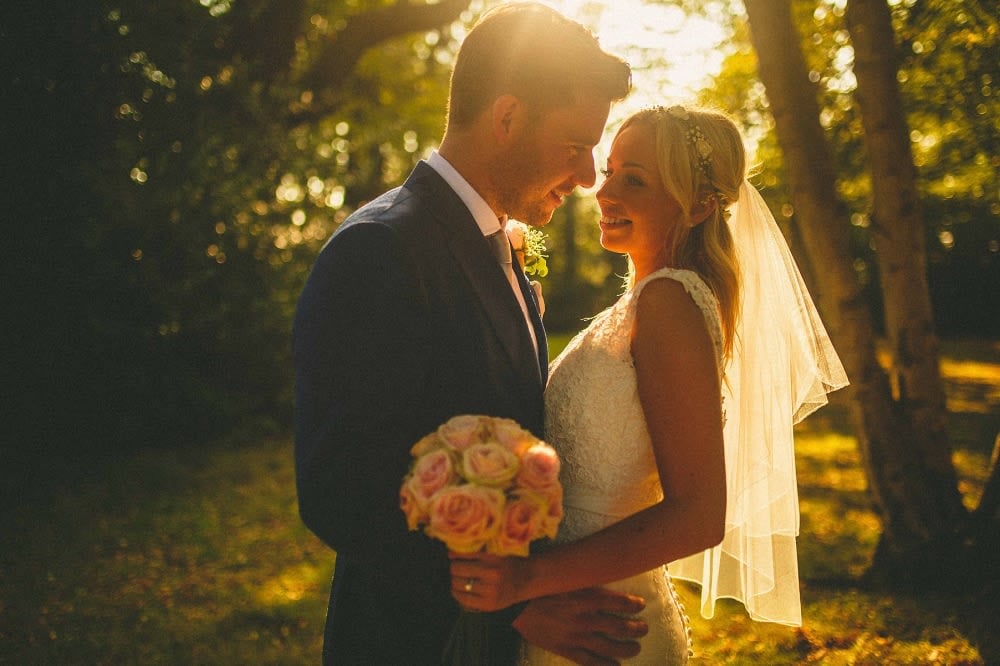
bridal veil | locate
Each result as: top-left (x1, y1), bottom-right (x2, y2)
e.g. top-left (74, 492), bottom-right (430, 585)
top-left (670, 180), bottom-right (849, 626)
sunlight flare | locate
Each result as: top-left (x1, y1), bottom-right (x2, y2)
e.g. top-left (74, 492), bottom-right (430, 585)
top-left (526, 0), bottom-right (732, 178)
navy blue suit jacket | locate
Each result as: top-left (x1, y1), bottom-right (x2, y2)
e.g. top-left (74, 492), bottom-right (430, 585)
top-left (293, 161), bottom-right (548, 664)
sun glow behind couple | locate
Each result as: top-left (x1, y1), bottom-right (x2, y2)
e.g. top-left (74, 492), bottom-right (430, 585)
top-left (509, 0), bottom-right (731, 159)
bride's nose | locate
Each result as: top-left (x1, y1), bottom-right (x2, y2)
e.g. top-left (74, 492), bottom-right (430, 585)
top-left (596, 177), bottom-right (615, 204)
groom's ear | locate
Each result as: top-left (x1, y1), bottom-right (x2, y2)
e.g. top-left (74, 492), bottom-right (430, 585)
top-left (491, 95), bottom-right (520, 144)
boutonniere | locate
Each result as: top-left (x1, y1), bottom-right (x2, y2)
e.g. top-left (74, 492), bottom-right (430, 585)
top-left (504, 220), bottom-right (548, 278)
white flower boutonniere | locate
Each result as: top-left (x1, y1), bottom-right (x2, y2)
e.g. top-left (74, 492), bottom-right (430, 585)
top-left (504, 220), bottom-right (548, 278)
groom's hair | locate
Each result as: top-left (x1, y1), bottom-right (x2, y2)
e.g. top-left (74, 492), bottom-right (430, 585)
top-left (446, 2), bottom-right (631, 129)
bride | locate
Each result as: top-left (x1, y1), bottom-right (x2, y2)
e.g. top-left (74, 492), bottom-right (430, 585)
top-left (449, 105), bottom-right (848, 664)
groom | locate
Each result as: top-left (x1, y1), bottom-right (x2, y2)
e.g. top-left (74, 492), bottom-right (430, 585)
top-left (294, 3), bottom-right (646, 663)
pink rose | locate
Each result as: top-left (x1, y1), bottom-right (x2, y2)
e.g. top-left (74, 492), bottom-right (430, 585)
top-left (399, 484), bottom-right (424, 531)
top-left (540, 484), bottom-right (563, 540)
top-left (438, 415), bottom-right (484, 451)
top-left (405, 448), bottom-right (457, 512)
top-left (490, 490), bottom-right (548, 557)
top-left (427, 485), bottom-right (504, 553)
top-left (489, 418), bottom-right (537, 457)
top-left (462, 442), bottom-right (520, 488)
top-left (516, 443), bottom-right (561, 493)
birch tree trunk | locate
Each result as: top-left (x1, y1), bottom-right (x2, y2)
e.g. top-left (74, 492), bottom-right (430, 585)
top-left (742, 0), bottom-right (970, 579)
top-left (843, 0), bottom-right (965, 527)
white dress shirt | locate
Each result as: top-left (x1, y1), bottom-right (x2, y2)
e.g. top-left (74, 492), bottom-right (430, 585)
top-left (426, 151), bottom-right (539, 354)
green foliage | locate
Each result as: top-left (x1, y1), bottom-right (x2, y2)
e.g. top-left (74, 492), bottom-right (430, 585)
top-left (701, 0), bottom-right (999, 336)
top-left (5, 0), bottom-right (996, 471)
top-left (6, 2), bottom-right (464, 462)
top-left (537, 195), bottom-right (630, 332)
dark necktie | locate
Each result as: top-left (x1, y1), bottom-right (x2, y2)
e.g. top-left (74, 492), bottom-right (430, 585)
top-left (488, 228), bottom-right (541, 369)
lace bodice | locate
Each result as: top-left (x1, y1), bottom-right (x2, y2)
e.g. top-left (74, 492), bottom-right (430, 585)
top-left (544, 268), bottom-right (723, 542)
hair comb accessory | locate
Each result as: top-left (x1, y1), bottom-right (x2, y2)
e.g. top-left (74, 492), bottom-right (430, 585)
top-left (658, 105), bottom-right (714, 181)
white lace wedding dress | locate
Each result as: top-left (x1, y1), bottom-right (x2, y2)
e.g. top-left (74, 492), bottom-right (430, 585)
top-left (521, 268), bottom-right (725, 665)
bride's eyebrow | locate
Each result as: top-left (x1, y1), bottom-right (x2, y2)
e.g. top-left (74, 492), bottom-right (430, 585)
top-left (621, 161), bottom-right (651, 171)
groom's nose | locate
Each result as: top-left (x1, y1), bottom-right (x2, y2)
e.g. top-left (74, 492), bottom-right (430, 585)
top-left (572, 151), bottom-right (597, 189)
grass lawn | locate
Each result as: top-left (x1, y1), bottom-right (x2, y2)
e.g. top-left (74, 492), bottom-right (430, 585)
top-left (2, 339), bottom-right (997, 664)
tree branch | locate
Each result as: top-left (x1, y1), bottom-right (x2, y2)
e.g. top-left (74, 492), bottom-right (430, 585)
top-left (299, 0), bottom-right (472, 95)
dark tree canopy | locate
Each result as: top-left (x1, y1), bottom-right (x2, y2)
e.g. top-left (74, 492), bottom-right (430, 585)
top-left (3, 0), bottom-right (994, 497)
top-left (3, 1), bottom-right (472, 483)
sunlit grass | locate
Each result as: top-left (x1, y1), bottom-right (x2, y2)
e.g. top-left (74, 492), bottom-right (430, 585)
top-left (0, 440), bottom-right (332, 664)
top-left (676, 424), bottom-right (976, 664)
top-left (1, 338), bottom-right (995, 664)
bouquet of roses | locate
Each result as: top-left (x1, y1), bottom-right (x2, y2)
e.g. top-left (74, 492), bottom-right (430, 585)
top-left (399, 414), bottom-right (563, 664)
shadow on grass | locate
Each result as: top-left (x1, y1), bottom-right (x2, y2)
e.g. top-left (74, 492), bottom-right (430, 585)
top-left (2, 338), bottom-right (996, 664)
top-left (0, 437), bottom-right (332, 665)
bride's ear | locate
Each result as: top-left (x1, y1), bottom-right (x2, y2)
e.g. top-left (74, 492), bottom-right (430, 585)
top-left (689, 195), bottom-right (718, 227)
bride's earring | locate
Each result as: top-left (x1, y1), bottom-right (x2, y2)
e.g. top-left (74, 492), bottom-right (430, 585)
top-left (689, 194), bottom-right (717, 227)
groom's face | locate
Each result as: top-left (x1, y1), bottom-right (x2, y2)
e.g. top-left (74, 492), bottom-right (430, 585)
top-left (493, 95), bottom-right (611, 227)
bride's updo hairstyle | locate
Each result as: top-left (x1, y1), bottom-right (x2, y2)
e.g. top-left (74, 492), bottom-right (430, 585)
top-left (621, 106), bottom-right (744, 361)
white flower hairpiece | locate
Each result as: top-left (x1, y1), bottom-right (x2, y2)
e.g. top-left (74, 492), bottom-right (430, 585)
top-left (663, 105), bottom-right (714, 181)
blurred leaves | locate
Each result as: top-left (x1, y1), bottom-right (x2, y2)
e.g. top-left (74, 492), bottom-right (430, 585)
top-left (697, 0), bottom-right (999, 336)
top-left (5, 1), bottom-right (471, 464)
top-left (4, 0), bottom-right (996, 472)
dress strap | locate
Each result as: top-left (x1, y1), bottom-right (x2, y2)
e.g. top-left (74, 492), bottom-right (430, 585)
top-left (629, 268), bottom-right (724, 377)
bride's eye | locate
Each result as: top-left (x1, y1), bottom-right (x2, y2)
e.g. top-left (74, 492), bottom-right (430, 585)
top-left (600, 168), bottom-right (612, 177)
top-left (626, 175), bottom-right (645, 187)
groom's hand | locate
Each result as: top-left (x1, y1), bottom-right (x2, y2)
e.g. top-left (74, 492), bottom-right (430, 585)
top-left (512, 587), bottom-right (648, 666)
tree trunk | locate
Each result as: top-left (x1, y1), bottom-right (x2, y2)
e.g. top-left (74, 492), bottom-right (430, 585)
top-left (843, 0), bottom-right (965, 527)
top-left (743, 0), bottom-right (969, 582)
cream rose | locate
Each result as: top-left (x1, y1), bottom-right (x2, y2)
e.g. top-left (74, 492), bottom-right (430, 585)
top-left (426, 485), bottom-right (504, 553)
top-left (490, 418), bottom-right (537, 457)
top-left (462, 442), bottom-right (520, 488)
top-left (505, 219), bottom-right (526, 251)
top-left (438, 414), bottom-right (484, 451)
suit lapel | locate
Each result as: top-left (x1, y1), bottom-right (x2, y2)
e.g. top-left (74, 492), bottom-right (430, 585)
top-left (406, 163), bottom-right (544, 394)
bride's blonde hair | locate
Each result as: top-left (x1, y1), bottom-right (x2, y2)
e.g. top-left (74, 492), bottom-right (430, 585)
top-left (620, 106), bottom-right (744, 361)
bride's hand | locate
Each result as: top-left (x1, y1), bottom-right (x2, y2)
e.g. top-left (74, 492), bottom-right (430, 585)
top-left (448, 551), bottom-right (527, 611)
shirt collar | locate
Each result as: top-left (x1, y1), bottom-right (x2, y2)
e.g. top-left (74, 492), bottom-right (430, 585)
top-left (427, 151), bottom-right (504, 236)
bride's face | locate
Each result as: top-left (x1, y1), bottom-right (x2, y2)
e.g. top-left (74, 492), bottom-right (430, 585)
top-left (596, 123), bottom-right (682, 274)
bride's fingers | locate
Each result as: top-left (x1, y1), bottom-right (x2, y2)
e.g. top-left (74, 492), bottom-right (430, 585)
top-left (449, 559), bottom-right (504, 587)
top-left (449, 574), bottom-right (509, 612)
top-left (448, 561), bottom-right (484, 584)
